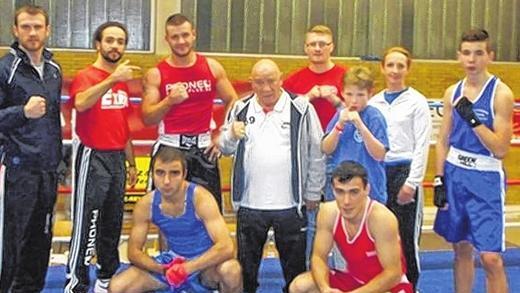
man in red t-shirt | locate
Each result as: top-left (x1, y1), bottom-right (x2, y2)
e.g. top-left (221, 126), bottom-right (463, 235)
top-left (289, 161), bottom-right (413, 293)
top-left (142, 14), bottom-right (237, 210)
top-left (284, 25), bottom-right (347, 131)
top-left (64, 21), bottom-right (139, 293)
top-left (284, 25), bottom-right (347, 265)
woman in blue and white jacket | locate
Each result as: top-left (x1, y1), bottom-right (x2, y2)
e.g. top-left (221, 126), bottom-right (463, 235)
top-left (369, 46), bottom-right (432, 290)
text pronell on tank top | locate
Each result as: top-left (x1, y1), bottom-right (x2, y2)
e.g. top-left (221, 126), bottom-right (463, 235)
top-left (165, 79), bottom-right (212, 94)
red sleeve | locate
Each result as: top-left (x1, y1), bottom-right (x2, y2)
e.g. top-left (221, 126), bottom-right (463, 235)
top-left (69, 69), bottom-right (93, 102)
top-left (283, 71), bottom-right (298, 92)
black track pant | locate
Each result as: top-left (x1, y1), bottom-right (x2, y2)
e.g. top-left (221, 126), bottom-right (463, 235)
top-left (385, 163), bottom-right (423, 289)
top-left (0, 166), bottom-right (58, 293)
top-left (64, 144), bottom-right (126, 293)
top-left (237, 207), bottom-right (307, 293)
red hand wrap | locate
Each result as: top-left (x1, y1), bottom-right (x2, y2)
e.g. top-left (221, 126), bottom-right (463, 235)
top-left (334, 123), bottom-right (344, 133)
top-left (162, 256), bottom-right (185, 270)
top-left (165, 262), bottom-right (188, 287)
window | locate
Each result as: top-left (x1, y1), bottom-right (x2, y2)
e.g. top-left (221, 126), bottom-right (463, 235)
top-left (1, 0), bottom-right (152, 51)
top-left (181, 0), bottom-right (520, 61)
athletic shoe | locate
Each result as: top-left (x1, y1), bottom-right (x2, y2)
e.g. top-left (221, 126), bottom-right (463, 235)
top-left (93, 278), bottom-right (110, 293)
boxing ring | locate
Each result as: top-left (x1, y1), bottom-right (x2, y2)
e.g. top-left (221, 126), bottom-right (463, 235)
top-left (56, 100), bottom-right (520, 188)
top-left (49, 98), bottom-right (520, 244)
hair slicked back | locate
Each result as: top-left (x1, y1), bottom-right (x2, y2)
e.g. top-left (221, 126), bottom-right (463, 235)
top-left (459, 28), bottom-right (492, 52)
top-left (93, 21), bottom-right (129, 48)
top-left (382, 46), bottom-right (412, 68)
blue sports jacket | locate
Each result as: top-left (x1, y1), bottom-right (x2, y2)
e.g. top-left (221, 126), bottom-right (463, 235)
top-left (0, 42), bottom-right (62, 170)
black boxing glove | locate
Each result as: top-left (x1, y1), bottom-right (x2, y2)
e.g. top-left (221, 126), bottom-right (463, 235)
top-left (454, 96), bottom-right (481, 128)
top-left (433, 175), bottom-right (447, 208)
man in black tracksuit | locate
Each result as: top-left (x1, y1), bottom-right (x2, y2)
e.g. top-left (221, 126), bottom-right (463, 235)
top-left (63, 22), bottom-right (138, 293)
top-left (0, 5), bottom-right (62, 293)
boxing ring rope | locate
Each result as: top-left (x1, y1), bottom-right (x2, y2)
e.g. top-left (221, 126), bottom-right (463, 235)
top-left (56, 179), bottom-right (520, 194)
top-left (56, 137), bottom-right (520, 195)
top-left (56, 96), bottom-right (520, 172)
top-left (52, 144), bottom-right (520, 241)
top-left (34, 91), bottom-right (520, 247)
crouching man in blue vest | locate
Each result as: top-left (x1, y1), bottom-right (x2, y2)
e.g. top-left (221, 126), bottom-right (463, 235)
top-left (110, 146), bottom-right (242, 292)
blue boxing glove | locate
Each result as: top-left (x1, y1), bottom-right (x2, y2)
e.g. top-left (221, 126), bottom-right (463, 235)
top-left (433, 176), bottom-right (447, 208)
top-left (454, 96), bottom-right (481, 128)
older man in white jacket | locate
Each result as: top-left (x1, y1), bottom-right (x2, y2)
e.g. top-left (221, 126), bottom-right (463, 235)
top-left (219, 59), bottom-right (325, 293)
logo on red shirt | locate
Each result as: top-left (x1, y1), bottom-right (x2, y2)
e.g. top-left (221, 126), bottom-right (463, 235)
top-left (165, 79), bottom-right (212, 94)
top-left (101, 89), bottom-right (129, 109)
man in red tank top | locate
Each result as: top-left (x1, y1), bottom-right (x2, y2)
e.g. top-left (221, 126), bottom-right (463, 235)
top-left (64, 22), bottom-right (140, 293)
top-left (289, 161), bottom-right (413, 293)
top-left (142, 14), bottom-right (237, 210)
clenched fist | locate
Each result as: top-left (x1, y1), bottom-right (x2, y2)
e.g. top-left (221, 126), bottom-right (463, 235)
top-left (231, 121), bottom-right (247, 140)
top-left (166, 82), bottom-right (189, 106)
top-left (319, 85), bottom-right (338, 99)
top-left (24, 96), bottom-right (46, 119)
top-left (346, 110), bottom-right (361, 126)
top-left (338, 108), bottom-right (360, 126)
top-left (305, 85), bottom-right (321, 101)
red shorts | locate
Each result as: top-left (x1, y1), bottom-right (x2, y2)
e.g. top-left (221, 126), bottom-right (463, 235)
top-left (329, 270), bottom-right (413, 293)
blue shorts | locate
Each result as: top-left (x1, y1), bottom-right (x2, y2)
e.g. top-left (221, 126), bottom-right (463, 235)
top-left (433, 162), bottom-right (506, 252)
top-left (152, 250), bottom-right (215, 293)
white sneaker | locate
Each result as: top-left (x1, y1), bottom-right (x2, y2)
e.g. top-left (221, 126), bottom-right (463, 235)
top-left (93, 278), bottom-right (110, 293)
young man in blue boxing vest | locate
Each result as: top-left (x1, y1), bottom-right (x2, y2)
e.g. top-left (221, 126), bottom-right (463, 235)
top-left (433, 28), bottom-right (514, 293)
top-left (109, 146), bottom-right (242, 292)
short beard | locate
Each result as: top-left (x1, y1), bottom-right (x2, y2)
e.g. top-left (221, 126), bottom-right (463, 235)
top-left (102, 51), bottom-right (122, 64)
top-left (20, 39), bottom-right (44, 53)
